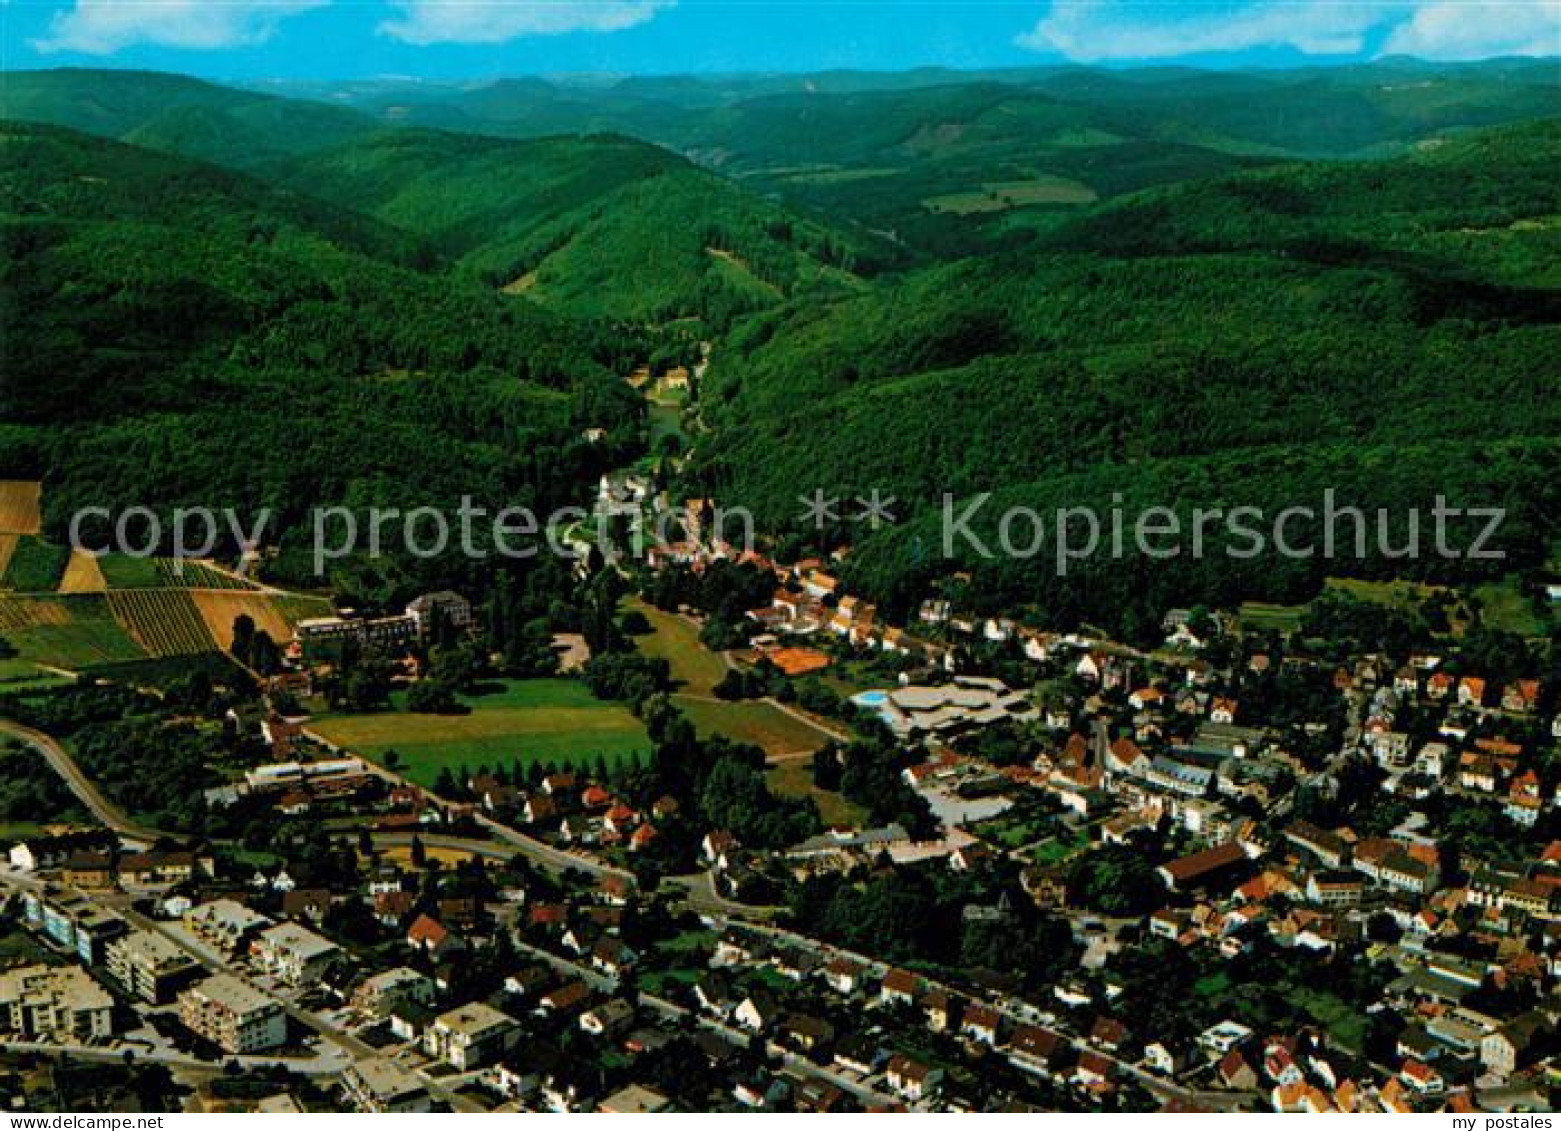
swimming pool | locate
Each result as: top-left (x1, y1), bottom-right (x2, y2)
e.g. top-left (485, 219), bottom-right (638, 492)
top-left (852, 689), bottom-right (891, 708)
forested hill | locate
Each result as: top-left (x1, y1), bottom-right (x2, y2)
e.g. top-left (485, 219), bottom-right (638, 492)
top-left (0, 121), bottom-right (642, 561)
top-left (692, 119), bottom-right (1561, 637)
top-left (268, 128), bottom-right (890, 324)
top-left (4, 68), bottom-right (894, 326)
top-left (0, 68), bottom-right (377, 169)
top-left (255, 59), bottom-right (1561, 259)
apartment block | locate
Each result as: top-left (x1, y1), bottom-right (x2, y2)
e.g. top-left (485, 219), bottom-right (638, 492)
top-left (0, 965), bottom-right (113, 1042)
top-left (178, 974), bottom-right (287, 1055)
top-left (107, 929), bottom-right (201, 1004)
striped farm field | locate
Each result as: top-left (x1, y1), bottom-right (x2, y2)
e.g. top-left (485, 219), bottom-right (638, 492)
top-left (192, 591), bottom-right (333, 650)
top-left (58, 551), bottom-right (107, 594)
top-left (154, 559), bottom-right (259, 590)
top-left (0, 482), bottom-right (42, 535)
top-left (0, 594), bottom-right (147, 669)
top-left (107, 590), bottom-right (217, 657)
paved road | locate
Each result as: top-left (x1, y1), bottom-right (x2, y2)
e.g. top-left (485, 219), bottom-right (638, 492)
top-left (303, 726), bottom-right (635, 884)
top-left (0, 718), bottom-right (170, 842)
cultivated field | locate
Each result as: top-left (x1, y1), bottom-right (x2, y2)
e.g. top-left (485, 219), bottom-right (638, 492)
top-left (99, 555), bottom-right (260, 590)
top-left (0, 537), bottom-right (16, 581)
top-left (0, 595), bottom-right (147, 669)
top-left (154, 559), bottom-right (259, 590)
top-left (193, 591), bottom-right (333, 650)
top-left (0, 482), bottom-right (42, 535)
top-left (106, 590), bottom-right (217, 657)
top-left (310, 678), bottom-right (652, 788)
top-left (57, 551), bottom-right (107, 594)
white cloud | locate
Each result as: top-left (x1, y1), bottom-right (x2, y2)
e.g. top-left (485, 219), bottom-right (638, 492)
top-left (33, 0), bottom-right (325, 55)
top-left (1017, 1), bottom-right (1393, 61)
top-left (377, 0), bottom-right (673, 45)
top-left (1381, 1), bottom-right (1561, 58)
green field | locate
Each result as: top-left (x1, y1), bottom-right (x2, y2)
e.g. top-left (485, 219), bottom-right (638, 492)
top-left (1238, 601), bottom-right (1307, 633)
top-left (629, 601), bottom-right (728, 693)
top-left (1472, 578), bottom-right (1551, 638)
top-left (924, 176), bottom-right (1098, 214)
top-left (628, 600), bottom-right (836, 758)
top-left (0, 595), bottom-right (149, 669)
top-left (310, 678), bottom-right (651, 787)
top-left (98, 554), bottom-right (166, 589)
top-left (767, 757), bottom-right (865, 827)
top-left (677, 697), bottom-right (836, 759)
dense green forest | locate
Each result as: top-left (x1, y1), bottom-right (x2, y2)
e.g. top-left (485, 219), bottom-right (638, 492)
top-left (691, 119), bottom-right (1561, 635)
top-left (0, 122), bottom-right (643, 567)
top-left (256, 58), bottom-right (1561, 258)
top-left (268, 127), bottom-right (887, 323)
top-left (2, 66), bottom-right (1557, 636)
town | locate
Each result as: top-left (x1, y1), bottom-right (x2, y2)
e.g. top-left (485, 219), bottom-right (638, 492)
top-left (1, 461), bottom-right (1558, 1113)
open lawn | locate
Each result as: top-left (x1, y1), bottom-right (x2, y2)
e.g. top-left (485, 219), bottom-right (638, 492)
top-left (678, 697), bottom-right (835, 759)
top-left (628, 599), bottom-right (837, 758)
top-left (311, 678), bottom-right (651, 788)
top-left (0, 482), bottom-right (41, 535)
top-left (1238, 601), bottom-right (1306, 634)
top-left (628, 600), bottom-right (727, 693)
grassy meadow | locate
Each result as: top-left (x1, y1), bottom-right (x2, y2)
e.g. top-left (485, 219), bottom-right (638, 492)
top-left (310, 678), bottom-right (651, 787)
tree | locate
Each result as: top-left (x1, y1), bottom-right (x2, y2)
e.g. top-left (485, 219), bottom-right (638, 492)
top-left (407, 679), bottom-right (461, 714)
top-left (410, 835), bottom-right (427, 869)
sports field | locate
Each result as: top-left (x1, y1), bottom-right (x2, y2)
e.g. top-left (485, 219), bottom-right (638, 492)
top-left (310, 678), bottom-right (651, 788)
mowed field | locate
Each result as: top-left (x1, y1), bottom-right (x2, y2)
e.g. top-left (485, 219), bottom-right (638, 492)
top-left (628, 599), bottom-right (837, 759)
top-left (0, 482), bottom-right (42, 535)
top-left (628, 600), bottom-right (728, 693)
top-left (310, 678), bottom-right (651, 788)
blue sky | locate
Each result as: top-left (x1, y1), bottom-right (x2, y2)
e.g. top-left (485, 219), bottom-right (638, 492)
top-left (2, 1), bottom-right (1557, 79)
